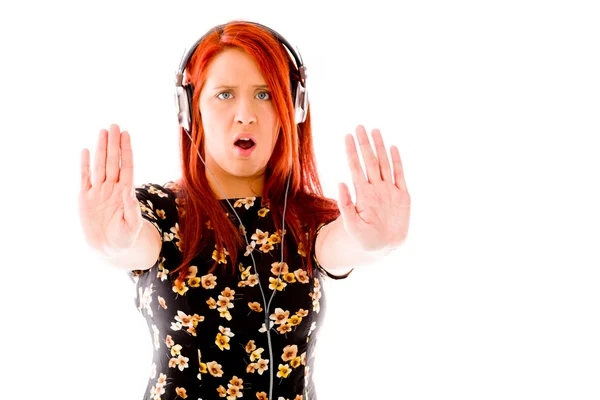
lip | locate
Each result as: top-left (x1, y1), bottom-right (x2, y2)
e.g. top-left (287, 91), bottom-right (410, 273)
top-left (232, 132), bottom-right (257, 157)
top-left (232, 132), bottom-right (257, 144)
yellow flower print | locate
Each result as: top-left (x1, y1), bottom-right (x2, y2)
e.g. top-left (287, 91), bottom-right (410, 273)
top-left (208, 361), bottom-right (224, 377)
top-left (256, 392), bottom-right (268, 400)
top-left (248, 302), bottom-right (263, 313)
top-left (158, 296), bottom-right (167, 309)
top-left (293, 269), bottom-right (309, 284)
top-left (201, 273), bottom-right (217, 289)
top-left (296, 309), bottom-right (308, 317)
top-left (175, 387), bottom-right (188, 398)
top-left (277, 324), bottom-right (292, 334)
top-left (169, 354), bottom-right (189, 371)
top-left (246, 363), bottom-right (257, 373)
top-left (269, 277), bottom-right (287, 291)
top-left (294, 395), bottom-right (303, 400)
top-left (165, 335), bottom-right (174, 348)
top-left (226, 384), bottom-right (242, 399)
top-left (246, 275), bottom-right (259, 287)
top-left (297, 241), bottom-right (306, 257)
top-left (217, 385), bottom-right (227, 397)
top-left (268, 232), bottom-right (281, 244)
top-left (197, 349), bottom-right (207, 379)
top-left (240, 265), bottom-right (251, 280)
top-left (217, 296), bottom-right (234, 312)
top-left (157, 265), bottom-right (169, 281)
top-left (175, 310), bottom-right (200, 329)
top-left (220, 309), bottom-right (232, 320)
top-left (234, 197), bottom-right (256, 209)
top-left (283, 273), bottom-right (296, 283)
top-left (187, 277), bottom-right (201, 287)
top-left (259, 321), bottom-right (275, 333)
top-left (199, 362), bottom-right (207, 374)
top-left (288, 315), bottom-right (302, 326)
top-left (270, 261), bottom-right (289, 276)
top-left (212, 245), bottom-right (230, 264)
top-left (290, 356), bottom-right (302, 369)
top-left (164, 223), bottom-right (181, 243)
top-left (269, 308), bottom-right (290, 325)
top-left (185, 265), bottom-right (198, 279)
top-left (244, 241), bottom-right (256, 256)
top-left (257, 207), bottom-right (270, 217)
top-left (251, 229), bottom-right (270, 244)
top-left (245, 340), bottom-right (256, 353)
top-left (207, 297), bottom-right (217, 309)
top-left (219, 325), bottom-right (235, 338)
top-left (221, 287), bottom-right (236, 300)
top-left (250, 347), bottom-right (264, 361)
top-left (172, 280), bottom-right (189, 296)
top-left (260, 242), bottom-right (274, 253)
top-left (216, 333), bottom-right (231, 350)
top-left (230, 376), bottom-right (244, 388)
top-left (281, 345), bottom-right (298, 362)
top-left (171, 344), bottom-right (182, 357)
top-left (256, 359), bottom-right (269, 375)
top-left (277, 364), bottom-right (292, 378)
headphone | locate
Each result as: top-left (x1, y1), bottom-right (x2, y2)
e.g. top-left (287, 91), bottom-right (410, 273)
top-left (172, 21), bottom-right (306, 400)
top-left (174, 20), bottom-right (309, 133)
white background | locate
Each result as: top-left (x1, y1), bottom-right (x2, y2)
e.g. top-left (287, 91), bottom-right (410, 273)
top-left (1, 1), bottom-right (599, 399)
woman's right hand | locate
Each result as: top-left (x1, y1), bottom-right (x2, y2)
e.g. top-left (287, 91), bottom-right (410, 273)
top-left (79, 124), bottom-right (143, 257)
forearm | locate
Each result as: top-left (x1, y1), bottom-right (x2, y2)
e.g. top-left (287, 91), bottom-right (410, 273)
top-left (99, 220), bottom-right (161, 271)
top-left (315, 216), bottom-right (395, 271)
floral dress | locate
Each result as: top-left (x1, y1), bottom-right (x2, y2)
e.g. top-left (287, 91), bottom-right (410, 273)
top-left (130, 181), bottom-right (352, 400)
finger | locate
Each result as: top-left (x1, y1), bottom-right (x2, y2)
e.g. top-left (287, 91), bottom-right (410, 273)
top-left (345, 133), bottom-right (367, 185)
top-left (391, 145), bottom-right (408, 192)
top-left (106, 124), bottom-right (121, 183)
top-left (371, 129), bottom-right (393, 182)
top-left (93, 129), bottom-right (108, 187)
top-left (355, 125), bottom-right (381, 183)
top-left (118, 130), bottom-right (134, 187)
top-left (80, 148), bottom-right (91, 192)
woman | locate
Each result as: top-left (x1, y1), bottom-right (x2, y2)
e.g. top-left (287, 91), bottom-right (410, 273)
top-left (78, 20), bottom-right (410, 400)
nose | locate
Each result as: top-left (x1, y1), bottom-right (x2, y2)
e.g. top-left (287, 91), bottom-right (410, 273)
top-left (234, 97), bottom-right (257, 125)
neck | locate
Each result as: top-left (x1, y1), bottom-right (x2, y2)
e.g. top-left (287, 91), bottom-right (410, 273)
top-left (205, 170), bottom-right (264, 199)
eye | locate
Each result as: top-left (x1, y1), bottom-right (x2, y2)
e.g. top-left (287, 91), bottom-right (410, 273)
top-left (256, 91), bottom-right (271, 100)
top-left (216, 92), bottom-right (233, 100)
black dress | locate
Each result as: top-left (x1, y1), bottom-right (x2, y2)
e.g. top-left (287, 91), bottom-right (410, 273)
top-left (130, 181), bottom-right (352, 400)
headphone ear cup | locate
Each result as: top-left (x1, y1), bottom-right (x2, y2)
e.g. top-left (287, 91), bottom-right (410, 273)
top-left (175, 83), bottom-right (194, 133)
top-left (293, 81), bottom-right (308, 124)
top-left (184, 84), bottom-right (194, 130)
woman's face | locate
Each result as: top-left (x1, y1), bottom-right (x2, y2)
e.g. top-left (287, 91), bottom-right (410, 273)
top-left (199, 47), bottom-right (280, 189)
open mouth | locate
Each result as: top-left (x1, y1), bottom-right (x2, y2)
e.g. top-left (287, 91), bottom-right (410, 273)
top-left (234, 138), bottom-right (255, 150)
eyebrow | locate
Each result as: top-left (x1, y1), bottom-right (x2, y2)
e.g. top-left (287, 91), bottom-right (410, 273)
top-left (213, 84), bottom-right (270, 90)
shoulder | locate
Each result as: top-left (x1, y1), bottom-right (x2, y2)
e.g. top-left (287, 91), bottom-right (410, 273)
top-left (135, 180), bottom-right (182, 236)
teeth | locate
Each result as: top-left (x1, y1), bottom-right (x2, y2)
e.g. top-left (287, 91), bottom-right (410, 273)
top-left (239, 138), bottom-right (251, 141)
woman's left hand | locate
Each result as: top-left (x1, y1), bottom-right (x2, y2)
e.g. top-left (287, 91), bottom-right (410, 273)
top-left (337, 125), bottom-right (411, 252)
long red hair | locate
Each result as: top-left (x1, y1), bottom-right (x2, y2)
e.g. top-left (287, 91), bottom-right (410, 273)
top-left (170, 21), bottom-right (339, 282)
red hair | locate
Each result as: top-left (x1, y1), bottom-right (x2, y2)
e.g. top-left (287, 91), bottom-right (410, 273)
top-left (170, 21), bottom-right (339, 282)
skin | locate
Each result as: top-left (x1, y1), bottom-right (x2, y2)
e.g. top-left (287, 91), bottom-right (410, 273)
top-left (198, 47), bottom-right (281, 199)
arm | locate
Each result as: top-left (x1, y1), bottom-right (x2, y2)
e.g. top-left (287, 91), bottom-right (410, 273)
top-left (314, 215), bottom-right (395, 274)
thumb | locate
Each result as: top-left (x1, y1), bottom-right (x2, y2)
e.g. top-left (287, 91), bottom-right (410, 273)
top-left (123, 185), bottom-right (141, 229)
top-left (337, 182), bottom-right (358, 227)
